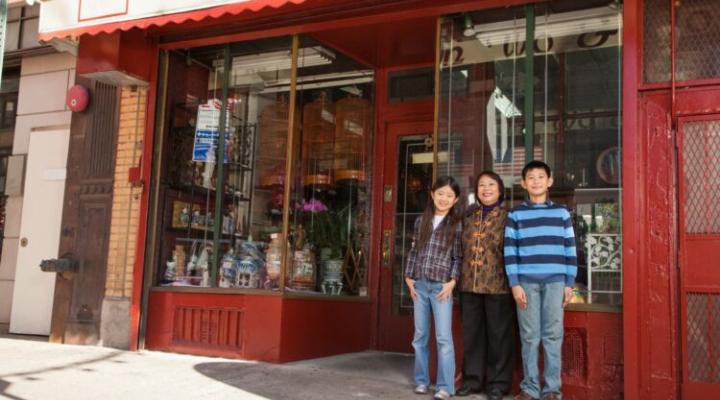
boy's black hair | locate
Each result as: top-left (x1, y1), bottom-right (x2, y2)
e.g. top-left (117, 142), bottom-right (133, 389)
top-left (521, 160), bottom-right (552, 179)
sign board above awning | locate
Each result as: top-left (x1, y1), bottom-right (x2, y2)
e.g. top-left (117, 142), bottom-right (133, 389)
top-left (38, 0), bottom-right (306, 41)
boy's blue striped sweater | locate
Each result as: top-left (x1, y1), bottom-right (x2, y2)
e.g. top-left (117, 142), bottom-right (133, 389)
top-left (504, 200), bottom-right (577, 287)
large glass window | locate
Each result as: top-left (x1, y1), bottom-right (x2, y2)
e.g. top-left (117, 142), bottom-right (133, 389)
top-left (154, 37), bottom-right (294, 291)
top-left (286, 36), bottom-right (374, 295)
top-left (152, 35), bottom-right (373, 296)
top-left (439, 0), bottom-right (622, 307)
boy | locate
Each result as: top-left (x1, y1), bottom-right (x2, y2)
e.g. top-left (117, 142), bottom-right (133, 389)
top-left (504, 160), bottom-right (577, 400)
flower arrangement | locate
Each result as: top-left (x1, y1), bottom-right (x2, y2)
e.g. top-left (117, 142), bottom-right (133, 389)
top-left (296, 198), bottom-right (349, 259)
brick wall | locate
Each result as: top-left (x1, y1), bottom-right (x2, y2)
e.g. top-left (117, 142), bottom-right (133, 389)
top-left (105, 86), bottom-right (146, 299)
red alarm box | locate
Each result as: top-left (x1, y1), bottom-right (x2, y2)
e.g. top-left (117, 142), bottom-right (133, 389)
top-left (66, 84), bottom-right (90, 112)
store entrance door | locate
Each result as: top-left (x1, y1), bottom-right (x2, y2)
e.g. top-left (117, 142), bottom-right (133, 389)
top-left (677, 114), bottom-right (720, 399)
top-left (377, 120), bottom-right (434, 352)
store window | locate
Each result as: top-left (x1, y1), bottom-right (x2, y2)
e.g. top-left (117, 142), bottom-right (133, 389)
top-left (438, 0), bottom-right (623, 307)
top-left (286, 36), bottom-right (374, 295)
top-left (152, 35), bottom-right (373, 296)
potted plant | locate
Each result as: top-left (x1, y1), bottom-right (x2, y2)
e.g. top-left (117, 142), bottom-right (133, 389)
top-left (297, 198), bottom-right (350, 294)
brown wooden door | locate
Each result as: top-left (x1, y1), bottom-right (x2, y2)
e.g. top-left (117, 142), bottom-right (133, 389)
top-left (677, 115), bottom-right (720, 399)
top-left (50, 77), bottom-right (119, 344)
top-left (377, 120), bottom-right (434, 352)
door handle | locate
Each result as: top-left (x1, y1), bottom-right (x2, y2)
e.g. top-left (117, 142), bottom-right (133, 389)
top-left (382, 229), bottom-right (392, 268)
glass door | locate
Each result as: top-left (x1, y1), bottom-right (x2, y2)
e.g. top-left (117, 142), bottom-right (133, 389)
top-left (378, 121), bottom-right (433, 352)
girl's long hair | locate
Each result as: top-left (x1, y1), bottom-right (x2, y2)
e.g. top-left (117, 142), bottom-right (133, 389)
top-left (417, 176), bottom-right (464, 252)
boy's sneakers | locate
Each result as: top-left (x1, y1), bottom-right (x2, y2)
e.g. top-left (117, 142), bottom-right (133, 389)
top-left (433, 390), bottom-right (451, 400)
top-left (514, 391), bottom-right (538, 400)
top-left (414, 384), bottom-right (429, 394)
top-left (542, 394), bottom-right (560, 400)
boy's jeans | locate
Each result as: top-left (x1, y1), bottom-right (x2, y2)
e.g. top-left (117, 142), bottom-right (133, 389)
top-left (516, 281), bottom-right (565, 398)
top-left (412, 278), bottom-right (455, 394)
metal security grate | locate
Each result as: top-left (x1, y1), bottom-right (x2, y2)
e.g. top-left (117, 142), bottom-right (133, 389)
top-left (686, 293), bottom-right (720, 383)
top-left (683, 121), bottom-right (720, 234)
top-left (676, 0), bottom-right (720, 81)
top-left (643, 0), bottom-right (671, 83)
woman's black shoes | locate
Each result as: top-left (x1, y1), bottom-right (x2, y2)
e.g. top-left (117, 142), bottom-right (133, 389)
top-left (455, 384), bottom-right (481, 397)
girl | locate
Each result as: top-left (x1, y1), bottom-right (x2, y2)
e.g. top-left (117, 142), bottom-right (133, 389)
top-left (456, 171), bottom-right (515, 400)
top-left (405, 176), bottom-right (464, 400)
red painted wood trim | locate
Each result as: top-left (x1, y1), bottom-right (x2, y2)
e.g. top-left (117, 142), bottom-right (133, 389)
top-left (622, 0), bottom-right (642, 398)
top-left (129, 39), bottom-right (160, 351)
top-left (368, 67), bottom-right (387, 349)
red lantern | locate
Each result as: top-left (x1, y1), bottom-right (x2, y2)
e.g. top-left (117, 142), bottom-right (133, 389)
top-left (66, 84), bottom-right (90, 112)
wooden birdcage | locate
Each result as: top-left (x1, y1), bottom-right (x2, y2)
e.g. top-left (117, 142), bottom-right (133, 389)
top-left (302, 92), bottom-right (335, 186)
top-left (334, 94), bottom-right (370, 182)
top-left (257, 95), bottom-right (293, 188)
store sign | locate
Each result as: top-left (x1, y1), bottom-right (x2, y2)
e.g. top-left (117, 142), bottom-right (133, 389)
top-left (192, 100), bottom-right (230, 163)
top-left (39, 0), bottom-right (253, 37)
top-left (441, 30), bottom-right (620, 68)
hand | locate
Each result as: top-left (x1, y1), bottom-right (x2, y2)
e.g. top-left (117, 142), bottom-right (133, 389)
top-left (436, 279), bottom-right (456, 301)
top-left (563, 286), bottom-right (574, 307)
top-left (512, 286), bottom-right (527, 309)
top-left (405, 277), bottom-right (417, 301)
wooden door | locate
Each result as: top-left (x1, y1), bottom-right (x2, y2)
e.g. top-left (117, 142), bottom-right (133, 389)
top-left (49, 77), bottom-right (119, 344)
top-left (677, 114), bottom-right (720, 399)
top-left (9, 129), bottom-right (70, 335)
top-left (377, 120), bottom-right (434, 352)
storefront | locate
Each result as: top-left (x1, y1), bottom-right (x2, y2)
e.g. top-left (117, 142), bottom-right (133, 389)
top-left (38, 0), bottom-right (720, 399)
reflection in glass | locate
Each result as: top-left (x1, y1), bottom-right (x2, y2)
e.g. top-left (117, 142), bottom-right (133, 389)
top-left (154, 37), bottom-right (294, 290)
top-left (393, 136), bottom-right (432, 314)
top-left (286, 36), bottom-right (374, 296)
top-left (438, 0), bottom-right (622, 306)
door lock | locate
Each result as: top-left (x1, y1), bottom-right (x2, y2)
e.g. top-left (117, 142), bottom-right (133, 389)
top-left (382, 230), bottom-right (392, 268)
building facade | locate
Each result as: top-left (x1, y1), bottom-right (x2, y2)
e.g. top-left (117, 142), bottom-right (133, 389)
top-left (37, 0), bottom-right (720, 399)
top-left (0, 0), bottom-right (75, 337)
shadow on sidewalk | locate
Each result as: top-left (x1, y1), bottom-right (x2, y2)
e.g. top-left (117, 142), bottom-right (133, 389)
top-left (194, 351), bottom-right (414, 400)
top-left (0, 345), bottom-right (123, 400)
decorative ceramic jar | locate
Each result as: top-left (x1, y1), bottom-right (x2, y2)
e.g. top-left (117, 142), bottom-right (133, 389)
top-left (321, 258), bottom-right (344, 295)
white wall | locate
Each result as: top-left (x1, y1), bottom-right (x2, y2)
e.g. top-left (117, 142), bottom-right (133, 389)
top-left (0, 52), bottom-right (74, 325)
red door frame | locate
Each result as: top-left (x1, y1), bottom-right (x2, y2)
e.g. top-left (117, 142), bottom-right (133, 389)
top-left (377, 118), bottom-right (434, 352)
top-left (621, 0), bottom-right (643, 397)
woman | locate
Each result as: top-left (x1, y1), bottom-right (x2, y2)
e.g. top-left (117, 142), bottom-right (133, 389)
top-left (456, 171), bottom-right (515, 400)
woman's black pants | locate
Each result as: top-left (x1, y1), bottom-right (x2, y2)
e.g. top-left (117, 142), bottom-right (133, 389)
top-left (460, 291), bottom-right (516, 393)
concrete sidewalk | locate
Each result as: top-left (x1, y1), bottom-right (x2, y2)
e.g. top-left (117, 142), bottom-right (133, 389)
top-left (0, 334), bottom-right (507, 400)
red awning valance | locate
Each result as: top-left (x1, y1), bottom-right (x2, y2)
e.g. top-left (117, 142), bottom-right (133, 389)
top-left (39, 0), bottom-right (308, 41)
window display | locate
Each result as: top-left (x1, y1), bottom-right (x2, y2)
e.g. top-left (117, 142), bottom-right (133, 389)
top-left (438, 0), bottom-right (622, 307)
top-left (286, 37), bottom-right (374, 295)
top-left (151, 35), bottom-right (373, 296)
top-left (154, 38), bottom-right (294, 290)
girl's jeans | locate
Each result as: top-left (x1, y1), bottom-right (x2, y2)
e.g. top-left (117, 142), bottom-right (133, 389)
top-left (412, 278), bottom-right (455, 394)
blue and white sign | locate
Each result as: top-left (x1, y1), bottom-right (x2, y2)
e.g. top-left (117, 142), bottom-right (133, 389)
top-left (192, 100), bottom-right (231, 162)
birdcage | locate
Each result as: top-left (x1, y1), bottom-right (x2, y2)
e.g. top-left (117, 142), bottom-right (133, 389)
top-left (257, 95), bottom-right (293, 188)
top-left (333, 94), bottom-right (370, 182)
top-left (302, 92), bottom-right (335, 186)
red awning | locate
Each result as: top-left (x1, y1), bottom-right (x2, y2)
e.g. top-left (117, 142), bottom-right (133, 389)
top-left (39, 0), bottom-right (308, 41)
